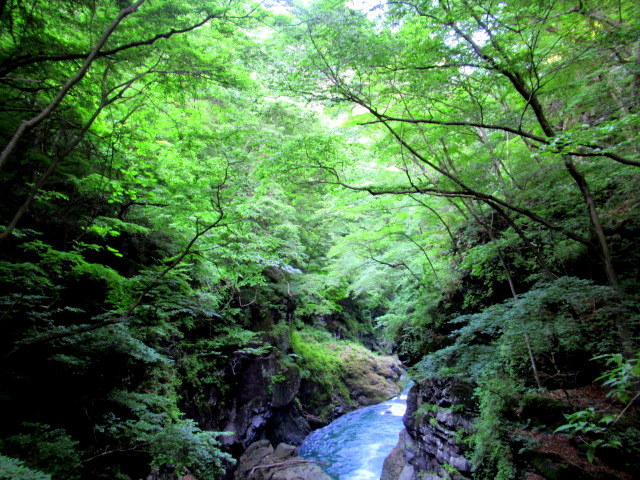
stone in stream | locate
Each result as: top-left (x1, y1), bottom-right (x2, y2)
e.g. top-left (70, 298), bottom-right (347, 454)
top-left (235, 440), bottom-right (332, 480)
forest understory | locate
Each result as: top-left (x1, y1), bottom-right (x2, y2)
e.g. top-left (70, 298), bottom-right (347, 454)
top-left (0, 0), bottom-right (639, 479)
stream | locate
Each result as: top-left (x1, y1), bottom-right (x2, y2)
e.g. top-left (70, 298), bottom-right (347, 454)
top-left (299, 385), bottom-right (410, 480)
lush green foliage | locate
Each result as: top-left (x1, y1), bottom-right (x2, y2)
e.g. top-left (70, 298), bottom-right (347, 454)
top-left (1, 0), bottom-right (639, 478)
top-left (555, 353), bottom-right (640, 462)
top-left (410, 278), bottom-right (639, 476)
top-left (0, 455), bottom-right (51, 480)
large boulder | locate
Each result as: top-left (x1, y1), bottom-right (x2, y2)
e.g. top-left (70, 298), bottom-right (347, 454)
top-left (339, 345), bottom-right (404, 407)
top-left (234, 440), bottom-right (332, 480)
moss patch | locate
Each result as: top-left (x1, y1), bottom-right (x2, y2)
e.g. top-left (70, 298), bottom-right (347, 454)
top-left (338, 343), bottom-right (403, 406)
top-left (291, 327), bottom-right (403, 422)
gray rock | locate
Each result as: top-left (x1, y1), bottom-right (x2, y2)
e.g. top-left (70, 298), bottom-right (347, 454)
top-left (216, 352), bottom-right (309, 452)
top-left (271, 365), bottom-right (302, 407)
top-left (381, 429), bottom-right (412, 480)
top-left (398, 465), bottom-right (415, 480)
top-left (272, 443), bottom-right (298, 462)
top-left (270, 462), bottom-right (332, 480)
top-left (235, 441), bottom-right (331, 480)
top-left (382, 377), bottom-right (475, 480)
top-left (234, 440), bottom-right (275, 480)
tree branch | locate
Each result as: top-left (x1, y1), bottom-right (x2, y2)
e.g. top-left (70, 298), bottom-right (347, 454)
top-left (346, 94), bottom-right (593, 246)
top-left (0, 9), bottom-right (236, 76)
top-left (360, 115), bottom-right (548, 144)
top-left (249, 459), bottom-right (328, 475)
top-left (0, 0), bottom-right (146, 171)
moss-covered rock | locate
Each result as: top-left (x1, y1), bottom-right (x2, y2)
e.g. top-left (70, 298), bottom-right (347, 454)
top-left (291, 327), bottom-right (403, 423)
top-left (338, 343), bottom-right (403, 406)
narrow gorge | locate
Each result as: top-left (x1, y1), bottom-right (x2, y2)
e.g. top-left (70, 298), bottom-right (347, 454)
top-left (1, 0), bottom-right (639, 479)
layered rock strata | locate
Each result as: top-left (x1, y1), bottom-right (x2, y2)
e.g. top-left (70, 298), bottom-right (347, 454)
top-left (382, 377), bottom-right (476, 480)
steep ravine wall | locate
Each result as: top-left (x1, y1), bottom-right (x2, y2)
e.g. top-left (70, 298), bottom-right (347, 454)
top-left (381, 378), bottom-right (638, 480)
top-left (194, 346), bottom-right (403, 479)
top-left (381, 377), bottom-right (476, 480)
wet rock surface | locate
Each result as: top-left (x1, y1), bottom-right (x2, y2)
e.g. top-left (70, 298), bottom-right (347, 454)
top-left (197, 346), bottom-right (402, 479)
top-left (234, 440), bottom-right (332, 480)
top-left (381, 377), bottom-right (476, 480)
top-left (380, 429), bottom-right (415, 480)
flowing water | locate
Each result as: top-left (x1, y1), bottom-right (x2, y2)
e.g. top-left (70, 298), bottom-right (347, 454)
top-left (299, 385), bottom-right (410, 480)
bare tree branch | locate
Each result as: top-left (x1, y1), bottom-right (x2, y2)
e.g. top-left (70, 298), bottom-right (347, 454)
top-left (249, 459), bottom-right (328, 475)
top-left (362, 112), bottom-right (640, 168)
top-left (360, 115), bottom-right (548, 144)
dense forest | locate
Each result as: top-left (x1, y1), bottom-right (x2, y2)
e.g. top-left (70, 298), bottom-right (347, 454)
top-left (0, 0), bottom-right (639, 479)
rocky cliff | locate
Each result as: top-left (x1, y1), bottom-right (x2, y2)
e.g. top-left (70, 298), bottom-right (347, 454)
top-left (193, 343), bottom-right (403, 478)
top-left (381, 377), bottom-right (476, 480)
top-left (381, 378), bottom-right (639, 480)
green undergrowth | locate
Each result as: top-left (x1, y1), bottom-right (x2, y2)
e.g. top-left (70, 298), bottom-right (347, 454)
top-left (407, 277), bottom-right (640, 479)
top-left (290, 327), bottom-right (355, 419)
top-left (291, 327), bottom-right (351, 390)
top-left (0, 454), bottom-right (51, 480)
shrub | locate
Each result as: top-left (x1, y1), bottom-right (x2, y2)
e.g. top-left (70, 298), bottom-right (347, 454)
top-left (0, 455), bottom-right (51, 480)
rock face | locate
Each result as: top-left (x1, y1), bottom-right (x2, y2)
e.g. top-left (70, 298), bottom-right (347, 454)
top-left (339, 345), bottom-right (404, 407)
top-left (234, 440), bottom-right (332, 480)
top-left (380, 429), bottom-right (416, 480)
top-left (192, 345), bottom-right (402, 479)
top-left (381, 377), bottom-right (476, 480)
top-left (212, 348), bottom-right (403, 453)
top-left (214, 353), bottom-right (310, 454)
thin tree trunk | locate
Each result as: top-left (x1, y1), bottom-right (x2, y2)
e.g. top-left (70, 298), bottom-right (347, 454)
top-left (524, 333), bottom-right (543, 389)
top-left (470, 207), bottom-right (544, 389)
top-left (0, 0), bottom-right (145, 170)
top-left (561, 154), bottom-right (619, 288)
top-left (492, 230), bottom-right (544, 390)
